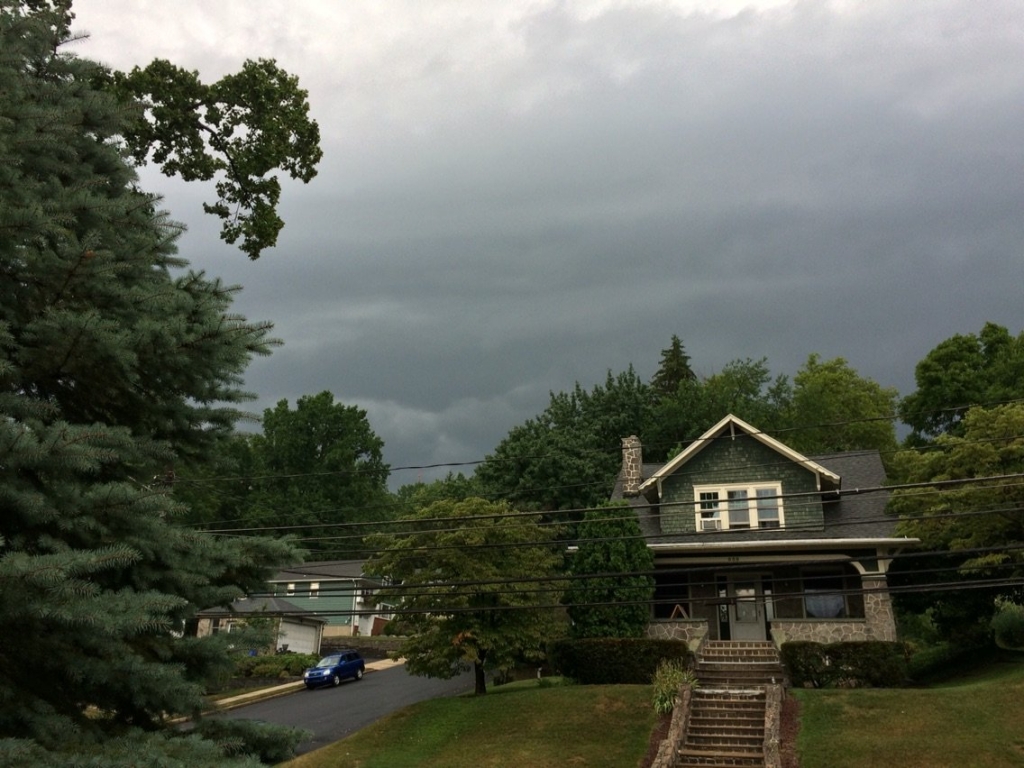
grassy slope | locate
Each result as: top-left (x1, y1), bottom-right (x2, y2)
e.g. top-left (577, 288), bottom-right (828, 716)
top-left (794, 654), bottom-right (1024, 768)
top-left (285, 681), bottom-right (656, 768)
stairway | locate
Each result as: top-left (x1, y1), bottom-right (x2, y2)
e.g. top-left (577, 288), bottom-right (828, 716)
top-left (677, 641), bottom-right (784, 768)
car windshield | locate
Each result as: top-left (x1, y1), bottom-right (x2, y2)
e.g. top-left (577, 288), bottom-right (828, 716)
top-left (316, 656), bottom-right (341, 668)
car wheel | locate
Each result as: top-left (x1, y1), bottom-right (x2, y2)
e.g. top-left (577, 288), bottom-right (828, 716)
top-left (331, 673), bottom-right (341, 687)
top-left (355, 668), bottom-right (364, 681)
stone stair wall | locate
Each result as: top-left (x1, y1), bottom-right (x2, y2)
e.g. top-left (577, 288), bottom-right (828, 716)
top-left (674, 641), bottom-right (785, 768)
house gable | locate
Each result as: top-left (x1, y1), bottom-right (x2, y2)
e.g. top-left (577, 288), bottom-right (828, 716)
top-left (634, 414), bottom-right (844, 537)
top-left (659, 430), bottom-right (827, 535)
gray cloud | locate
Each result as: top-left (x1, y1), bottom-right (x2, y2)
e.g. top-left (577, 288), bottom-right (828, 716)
top-left (74, 0), bottom-right (1024, 485)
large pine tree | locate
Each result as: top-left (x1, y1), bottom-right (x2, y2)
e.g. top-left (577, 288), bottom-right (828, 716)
top-left (0, 4), bottom-right (300, 764)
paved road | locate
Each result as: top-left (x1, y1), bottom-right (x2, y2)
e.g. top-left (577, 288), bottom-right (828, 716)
top-left (211, 664), bottom-right (475, 755)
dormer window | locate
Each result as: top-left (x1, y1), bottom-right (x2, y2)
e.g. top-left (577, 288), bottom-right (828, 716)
top-left (694, 483), bottom-right (784, 531)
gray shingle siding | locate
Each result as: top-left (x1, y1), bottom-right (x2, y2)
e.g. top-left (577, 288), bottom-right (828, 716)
top-left (613, 447), bottom-right (895, 544)
top-left (659, 433), bottom-right (824, 534)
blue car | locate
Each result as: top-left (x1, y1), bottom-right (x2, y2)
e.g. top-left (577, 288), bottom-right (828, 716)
top-left (303, 650), bottom-right (366, 689)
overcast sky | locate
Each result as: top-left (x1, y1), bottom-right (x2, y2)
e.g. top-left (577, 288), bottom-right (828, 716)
top-left (71, 0), bottom-right (1024, 487)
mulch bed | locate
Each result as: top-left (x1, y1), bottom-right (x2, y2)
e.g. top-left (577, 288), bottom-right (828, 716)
top-left (780, 692), bottom-right (801, 768)
top-left (639, 714), bottom-right (672, 768)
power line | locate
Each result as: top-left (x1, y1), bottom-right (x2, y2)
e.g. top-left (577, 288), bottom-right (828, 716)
top-left (171, 397), bottom-right (1024, 492)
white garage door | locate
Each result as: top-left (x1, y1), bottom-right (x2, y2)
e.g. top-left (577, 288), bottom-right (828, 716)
top-left (277, 621), bottom-right (319, 655)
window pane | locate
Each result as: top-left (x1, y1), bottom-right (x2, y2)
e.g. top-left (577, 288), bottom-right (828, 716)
top-left (804, 575), bottom-right (846, 618)
top-left (728, 489), bottom-right (750, 528)
top-left (699, 491), bottom-right (720, 519)
top-left (756, 487), bottom-right (780, 528)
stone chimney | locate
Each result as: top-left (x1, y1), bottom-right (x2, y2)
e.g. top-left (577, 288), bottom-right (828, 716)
top-left (621, 435), bottom-right (643, 496)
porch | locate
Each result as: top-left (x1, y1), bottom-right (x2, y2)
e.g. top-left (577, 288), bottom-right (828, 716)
top-left (646, 562), bottom-right (896, 648)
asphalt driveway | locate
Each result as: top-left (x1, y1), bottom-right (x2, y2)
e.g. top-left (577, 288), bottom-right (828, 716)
top-left (209, 660), bottom-right (475, 755)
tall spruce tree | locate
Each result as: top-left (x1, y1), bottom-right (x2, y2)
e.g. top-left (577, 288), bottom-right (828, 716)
top-left (650, 334), bottom-right (696, 400)
top-left (0, 4), bottom-right (301, 764)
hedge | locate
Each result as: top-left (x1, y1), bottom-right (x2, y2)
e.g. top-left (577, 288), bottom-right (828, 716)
top-left (781, 641), bottom-right (908, 688)
top-left (547, 638), bottom-right (690, 684)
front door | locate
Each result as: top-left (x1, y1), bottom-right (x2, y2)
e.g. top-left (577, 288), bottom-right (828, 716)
top-left (728, 575), bottom-right (767, 641)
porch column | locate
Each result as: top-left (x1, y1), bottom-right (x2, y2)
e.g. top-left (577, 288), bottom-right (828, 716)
top-left (861, 575), bottom-right (897, 641)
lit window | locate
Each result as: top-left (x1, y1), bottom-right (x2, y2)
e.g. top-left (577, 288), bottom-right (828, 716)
top-left (286, 582), bottom-right (295, 596)
top-left (309, 582), bottom-right (319, 599)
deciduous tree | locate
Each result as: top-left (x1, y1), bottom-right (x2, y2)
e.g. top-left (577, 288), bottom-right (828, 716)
top-left (475, 368), bottom-right (652, 512)
top-left (785, 354), bottom-right (899, 457)
top-left (106, 56), bottom-right (322, 260)
top-left (888, 404), bottom-right (1024, 644)
top-left (899, 323), bottom-right (1024, 441)
top-left (242, 392), bottom-right (392, 557)
top-left (647, 357), bottom-right (792, 459)
top-left (365, 498), bottom-right (564, 695)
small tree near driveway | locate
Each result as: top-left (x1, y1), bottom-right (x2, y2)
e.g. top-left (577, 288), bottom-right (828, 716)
top-left (365, 498), bottom-right (564, 695)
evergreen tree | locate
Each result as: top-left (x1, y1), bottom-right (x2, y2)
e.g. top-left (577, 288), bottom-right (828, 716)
top-left (0, 4), bottom-right (300, 764)
top-left (565, 505), bottom-right (654, 638)
top-left (650, 334), bottom-right (696, 400)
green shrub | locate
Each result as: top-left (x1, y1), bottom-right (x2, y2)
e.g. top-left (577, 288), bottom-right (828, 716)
top-left (781, 641), bottom-right (907, 688)
top-left (547, 638), bottom-right (690, 685)
top-left (281, 653), bottom-right (320, 675)
top-left (991, 602), bottom-right (1024, 649)
top-left (235, 653), bottom-right (319, 679)
top-left (651, 659), bottom-right (697, 715)
top-left (780, 642), bottom-right (831, 688)
top-left (826, 642), bottom-right (907, 687)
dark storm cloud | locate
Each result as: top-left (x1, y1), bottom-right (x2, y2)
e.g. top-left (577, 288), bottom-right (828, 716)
top-left (75, 1), bottom-right (1024, 484)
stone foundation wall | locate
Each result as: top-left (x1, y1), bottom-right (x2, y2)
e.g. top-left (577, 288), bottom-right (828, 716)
top-left (647, 620), bottom-right (708, 651)
top-left (771, 619), bottom-right (876, 644)
top-left (771, 576), bottom-right (897, 644)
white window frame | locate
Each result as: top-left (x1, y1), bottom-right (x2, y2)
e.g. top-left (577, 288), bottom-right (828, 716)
top-left (693, 483), bottom-right (784, 531)
top-left (309, 582), bottom-right (319, 599)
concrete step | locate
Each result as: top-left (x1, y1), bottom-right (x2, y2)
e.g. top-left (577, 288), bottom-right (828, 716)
top-left (689, 719), bottom-right (765, 732)
top-left (678, 747), bottom-right (765, 766)
top-left (687, 732), bottom-right (764, 748)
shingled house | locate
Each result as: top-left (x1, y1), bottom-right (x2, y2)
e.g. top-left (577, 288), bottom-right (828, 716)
top-left (614, 414), bottom-right (916, 648)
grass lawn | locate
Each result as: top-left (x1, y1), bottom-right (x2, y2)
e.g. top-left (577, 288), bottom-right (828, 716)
top-left (284, 680), bottom-right (656, 768)
top-left (794, 652), bottom-right (1024, 768)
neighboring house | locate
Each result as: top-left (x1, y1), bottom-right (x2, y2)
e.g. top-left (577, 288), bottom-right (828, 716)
top-left (196, 596), bottom-right (326, 655)
top-left (614, 414), bottom-right (918, 649)
top-left (267, 560), bottom-right (393, 638)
